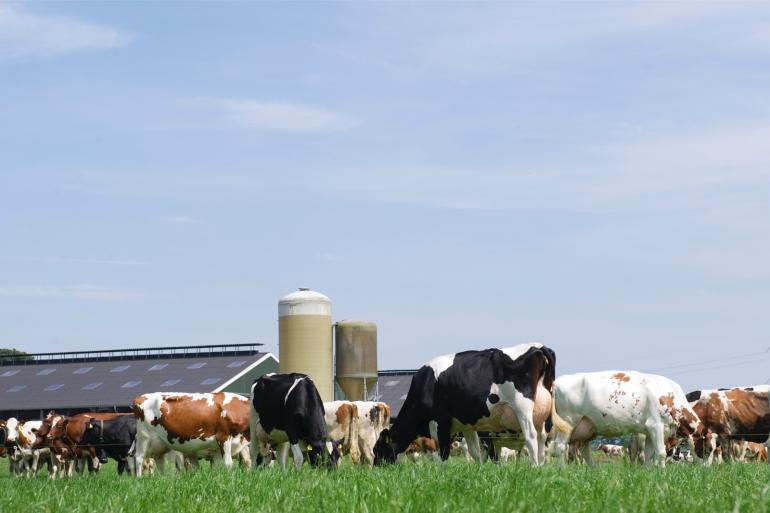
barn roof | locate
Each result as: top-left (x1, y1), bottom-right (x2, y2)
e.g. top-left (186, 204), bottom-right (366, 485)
top-left (0, 344), bottom-right (276, 415)
top-left (370, 369), bottom-right (416, 418)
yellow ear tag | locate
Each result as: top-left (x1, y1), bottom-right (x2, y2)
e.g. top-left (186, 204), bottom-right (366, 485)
top-left (88, 425), bottom-right (93, 429)
top-left (307, 444), bottom-right (312, 451)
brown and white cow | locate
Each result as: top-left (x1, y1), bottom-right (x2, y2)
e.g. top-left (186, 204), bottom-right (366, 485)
top-left (323, 401), bottom-right (360, 464)
top-left (687, 386), bottom-right (770, 464)
top-left (132, 392), bottom-right (251, 477)
top-left (351, 401), bottom-right (390, 466)
top-left (553, 371), bottom-right (709, 466)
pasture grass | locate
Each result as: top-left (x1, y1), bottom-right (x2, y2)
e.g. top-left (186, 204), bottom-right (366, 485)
top-left (2, 457), bottom-right (770, 513)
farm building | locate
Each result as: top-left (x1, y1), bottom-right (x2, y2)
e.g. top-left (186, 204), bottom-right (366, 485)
top-left (0, 343), bottom-right (278, 420)
top-left (371, 369), bottom-right (415, 420)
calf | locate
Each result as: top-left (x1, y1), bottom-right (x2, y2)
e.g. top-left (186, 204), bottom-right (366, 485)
top-left (133, 392), bottom-right (251, 477)
top-left (323, 401), bottom-right (360, 463)
top-left (47, 413), bottom-right (132, 475)
top-left (374, 344), bottom-right (557, 466)
top-left (687, 386), bottom-right (770, 464)
top-left (552, 371), bottom-right (708, 467)
top-left (249, 373), bottom-right (333, 470)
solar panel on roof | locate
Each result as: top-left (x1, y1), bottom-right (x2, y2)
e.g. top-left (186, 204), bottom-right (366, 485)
top-left (7, 385), bottom-right (26, 392)
top-left (44, 384), bottom-right (64, 391)
top-left (121, 380), bottom-right (141, 388)
top-left (82, 382), bottom-right (102, 390)
top-left (73, 367), bottom-right (93, 374)
top-left (161, 379), bottom-right (181, 387)
top-left (37, 369), bottom-right (56, 376)
top-left (111, 365), bottom-right (131, 372)
top-left (201, 378), bottom-right (221, 385)
top-left (149, 363), bottom-right (168, 371)
top-left (187, 363), bottom-right (206, 369)
top-left (383, 380), bottom-right (399, 386)
top-left (227, 360), bottom-right (247, 368)
top-left (1, 370), bottom-right (20, 377)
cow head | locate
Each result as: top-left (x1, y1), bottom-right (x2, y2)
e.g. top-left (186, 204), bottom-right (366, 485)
top-left (0, 420), bottom-right (7, 446)
top-left (82, 420), bottom-right (109, 464)
top-left (4, 418), bottom-right (20, 445)
top-left (305, 440), bottom-right (336, 470)
top-left (373, 428), bottom-right (398, 465)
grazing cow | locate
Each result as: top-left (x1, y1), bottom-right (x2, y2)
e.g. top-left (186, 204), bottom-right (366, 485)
top-left (403, 437), bottom-right (440, 462)
top-left (323, 401), bottom-right (360, 463)
top-left (249, 373), bottom-right (334, 470)
top-left (4, 420), bottom-right (62, 478)
top-left (686, 386), bottom-right (770, 464)
top-left (552, 371), bottom-right (707, 467)
top-left (351, 401), bottom-right (391, 466)
top-left (81, 415), bottom-right (137, 475)
top-left (598, 443), bottom-right (625, 457)
top-left (132, 392), bottom-right (251, 477)
top-left (373, 344), bottom-right (557, 466)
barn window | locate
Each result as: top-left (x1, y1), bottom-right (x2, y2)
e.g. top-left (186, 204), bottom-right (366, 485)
top-left (201, 378), bottom-right (221, 385)
top-left (383, 380), bottom-right (399, 387)
top-left (161, 379), bottom-right (181, 387)
top-left (121, 380), bottom-right (142, 388)
top-left (45, 384), bottom-right (64, 391)
top-left (7, 385), bottom-right (26, 392)
top-left (1, 370), bottom-right (19, 377)
top-left (111, 365), bottom-right (131, 373)
top-left (227, 360), bottom-right (247, 368)
top-left (37, 369), bottom-right (56, 376)
top-left (187, 362), bottom-right (206, 370)
top-left (149, 363), bottom-right (168, 371)
top-left (73, 367), bottom-right (93, 374)
top-left (83, 382), bottom-right (103, 390)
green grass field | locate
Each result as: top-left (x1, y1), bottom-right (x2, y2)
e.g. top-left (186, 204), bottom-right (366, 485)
top-left (2, 458), bottom-right (770, 513)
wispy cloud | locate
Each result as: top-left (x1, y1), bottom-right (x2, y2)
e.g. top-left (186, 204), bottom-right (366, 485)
top-left (162, 215), bottom-right (201, 224)
top-left (19, 257), bottom-right (146, 266)
top-left (205, 98), bottom-right (360, 132)
top-left (0, 285), bottom-right (140, 301)
top-left (0, 4), bottom-right (133, 60)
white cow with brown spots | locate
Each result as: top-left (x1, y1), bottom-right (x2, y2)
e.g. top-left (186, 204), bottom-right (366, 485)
top-left (552, 371), bottom-right (708, 467)
top-left (132, 392), bottom-right (251, 477)
top-left (323, 401), bottom-right (360, 463)
top-left (351, 401), bottom-right (391, 466)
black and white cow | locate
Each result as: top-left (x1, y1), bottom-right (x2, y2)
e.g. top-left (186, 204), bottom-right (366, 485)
top-left (374, 343), bottom-right (556, 466)
top-left (81, 415), bottom-right (137, 475)
top-left (249, 373), bottom-right (336, 470)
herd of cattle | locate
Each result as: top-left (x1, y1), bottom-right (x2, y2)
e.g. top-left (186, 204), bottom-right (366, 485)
top-left (2, 342), bottom-right (770, 478)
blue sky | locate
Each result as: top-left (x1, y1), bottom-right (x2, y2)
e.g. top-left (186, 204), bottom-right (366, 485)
top-left (2, 2), bottom-right (770, 391)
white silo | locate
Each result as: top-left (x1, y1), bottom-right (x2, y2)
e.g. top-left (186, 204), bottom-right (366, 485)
top-left (278, 288), bottom-right (333, 401)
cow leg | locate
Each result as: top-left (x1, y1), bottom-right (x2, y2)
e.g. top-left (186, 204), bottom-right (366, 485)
top-left (645, 424), bottom-right (666, 467)
top-left (289, 443), bottom-right (304, 470)
top-left (462, 430), bottom-right (483, 463)
top-left (764, 435), bottom-right (770, 465)
top-left (276, 442), bottom-right (290, 470)
top-left (437, 422), bottom-right (452, 461)
top-left (580, 441), bottom-right (594, 466)
top-left (513, 410), bottom-right (539, 466)
top-left (133, 437), bottom-right (148, 477)
top-left (217, 438), bottom-right (233, 468)
top-left (538, 425), bottom-right (548, 465)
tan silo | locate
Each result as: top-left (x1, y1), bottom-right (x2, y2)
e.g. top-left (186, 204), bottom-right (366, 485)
top-left (278, 288), bottom-right (333, 401)
top-left (335, 320), bottom-right (377, 401)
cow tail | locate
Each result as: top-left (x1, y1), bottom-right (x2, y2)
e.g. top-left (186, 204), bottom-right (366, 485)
top-left (540, 346), bottom-right (557, 393)
top-left (549, 392), bottom-right (572, 438)
top-left (347, 405), bottom-right (360, 463)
